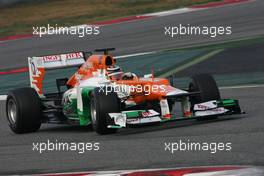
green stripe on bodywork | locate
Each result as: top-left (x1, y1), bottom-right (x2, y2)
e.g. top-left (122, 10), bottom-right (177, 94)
top-left (63, 98), bottom-right (78, 119)
top-left (125, 110), bottom-right (145, 118)
top-left (108, 125), bottom-right (123, 129)
top-left (219, 99), bottom-right (238, 107)
top-left (222, 99), bottom-right (236, 105)
top-left (77, 87), bottom-right (94, 126)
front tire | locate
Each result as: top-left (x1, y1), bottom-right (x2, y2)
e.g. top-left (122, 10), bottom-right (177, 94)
top-left (189, 74), bottom-right (221, 120)
top-left (90, 87), bottom-right (121, 135)
top-left (189, 74), bottom-right (220, 104)
top-left (6, 88), bottom-right (42, 134)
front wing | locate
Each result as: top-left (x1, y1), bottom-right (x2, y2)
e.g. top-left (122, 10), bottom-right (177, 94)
top-left (108, 99), bottom-right (243, 128)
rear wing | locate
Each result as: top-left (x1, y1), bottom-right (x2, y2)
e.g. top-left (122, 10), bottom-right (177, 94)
top-left (28, 52), bottom-right (85, 96)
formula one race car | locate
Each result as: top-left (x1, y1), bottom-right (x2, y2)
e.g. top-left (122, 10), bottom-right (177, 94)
top-left (6, 48), bottom-right (243, 134)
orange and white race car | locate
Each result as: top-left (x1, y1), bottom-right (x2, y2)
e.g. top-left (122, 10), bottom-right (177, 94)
top-left (6, 48), bottom-right (243, 134)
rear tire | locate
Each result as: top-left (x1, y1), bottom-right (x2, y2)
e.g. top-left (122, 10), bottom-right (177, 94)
top-left (90, 87), bottom-right (120, 135)
top-left (6, 88), bottom-right (42, 134)
top-left (189, 74), bottom-right (220, 120)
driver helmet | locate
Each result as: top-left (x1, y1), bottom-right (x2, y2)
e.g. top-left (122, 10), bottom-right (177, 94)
top-left (106, 66), bottom-right (123, 80)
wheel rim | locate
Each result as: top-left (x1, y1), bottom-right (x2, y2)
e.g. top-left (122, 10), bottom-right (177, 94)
top-left (7, 99), bottom-right (17, 125)
top-left (90, 99), bottom-right (97, 125)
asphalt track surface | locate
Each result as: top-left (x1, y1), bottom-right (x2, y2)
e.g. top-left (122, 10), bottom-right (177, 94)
top-left (0, 87), bottom-right (264, 175)
top-left (0, 0), bottom-right (264, 69)
top-left (176, 42), bottom-right (264, 76)
top-left (0, 0), bottom-right (264, 175)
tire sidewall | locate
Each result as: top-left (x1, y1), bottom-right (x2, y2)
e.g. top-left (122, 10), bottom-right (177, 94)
top-left (90, 87), bottom-right (120, 134)
top-left (6, 88), bottom-right (42, 134)
top-left (6, 95), bottom-right (20, 131)
top-left (90, 92), bottom-right (99, 131)
top-left (189, 74), bottom-right (220, 104)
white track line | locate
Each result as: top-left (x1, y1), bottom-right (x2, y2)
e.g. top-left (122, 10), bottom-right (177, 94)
top-left (144, 0), bottom-right (255, 17)
top-left (115, 51), bottom-right (156, 59)
top-left (219, 84), bottom-right (264, 90)
top-left (144, 7), bottom-right (196, 17)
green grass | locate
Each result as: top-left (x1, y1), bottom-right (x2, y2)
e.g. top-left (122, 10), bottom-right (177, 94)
top-left (0, 0), bottom-right (220, 38)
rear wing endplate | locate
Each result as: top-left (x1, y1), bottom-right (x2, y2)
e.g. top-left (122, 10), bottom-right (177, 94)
top-left (28, 52), bottom-right (85, 96)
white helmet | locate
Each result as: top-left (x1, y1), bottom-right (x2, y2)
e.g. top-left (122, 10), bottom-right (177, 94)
top-left (106, 66), bottom-right (123, 80)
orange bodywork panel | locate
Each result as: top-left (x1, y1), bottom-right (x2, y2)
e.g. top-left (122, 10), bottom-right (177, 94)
top-left (116, 79), bottom-right (173, 103)
top-left (31, 68), bottom-right (45, 95)
top-left (66, 54), bottom-right (172, 104)
top-left (67, 55), bottom-right (115, 87)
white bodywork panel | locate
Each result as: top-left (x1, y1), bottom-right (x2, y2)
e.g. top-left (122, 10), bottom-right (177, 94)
top-left (28, 52), bottom-right (84, 69)
top-left (109, 110), bottom-right (161, 127)
top-left (28, 52), bottom-right (85, 96)
top-left (127, 116), bottom-right (162, 125)
top-left (109, 113), bottom-right (127, 127)
top-left (166, 88), bottom-right (188, 96)
top-left (194, 100), bottom-right (228, 116)
top-left (160, 99), bottom-right (170, 116)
